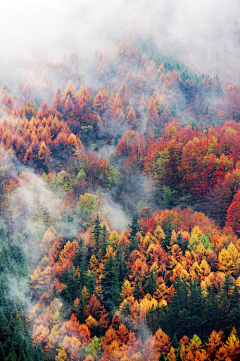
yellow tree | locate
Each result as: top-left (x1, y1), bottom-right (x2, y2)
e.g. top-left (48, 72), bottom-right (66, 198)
top-left (225, 327), bottom-right (240, 360)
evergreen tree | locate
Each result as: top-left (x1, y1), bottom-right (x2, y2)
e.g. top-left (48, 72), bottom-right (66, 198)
top-left (176, 233), bottom-right (188, 254)
top-left (172, 334), bottom-right (179, 349)
top-left (0, 344), bottom-right (5, 361)
top-left (115, 245), bottom-right (128, 283)
top-left (86, 271), bottom-right (96, 295)
top-left (205, 285), bottom-right (219, 333)
top-left (101, 254), bottom-right (119, 316)
top-left (92, 214), bottom-right (102, 257)
top-left (187, 280), bottom-right (204, 337)
top-left (228, 283), bottom-right (240, 330)
top-left (101, 224), bottom-right (109, 257)
top-left (0, 308), bottom-right (10, 342)
top-left (145, 268), bottom-right (157, 296)
top-left (133, 272), bottom-right (142, 301)
top-left (60, 265), bottom-right (80, 303)
top-left (167, 277), bottom-right (188, 337)
top-left (75, 292), bottom-right (87, 324)
top-left (162, 221), bottom-right (172, 251)
top-left (221, 273), bottom-right (234, 298)
top-left (128, 214), bottom-right (140, 253)
top-left (176, 348), bottom-right (182, 361)
top-left (0, 220), bottom-right (43, 361)
top-left (159, 352), bottom-right (165, 361)
top-left (35, 343), bottom-right (44, 361)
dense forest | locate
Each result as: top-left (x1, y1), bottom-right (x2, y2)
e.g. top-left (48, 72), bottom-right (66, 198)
top-left (1, 40), bottom-right (240, 360)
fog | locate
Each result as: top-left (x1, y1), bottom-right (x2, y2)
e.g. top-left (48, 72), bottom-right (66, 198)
top-left (0, 0), bottom-right (240, 83)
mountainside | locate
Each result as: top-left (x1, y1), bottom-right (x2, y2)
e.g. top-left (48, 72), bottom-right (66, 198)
top-left (1, 40), bottom-right (240, 360)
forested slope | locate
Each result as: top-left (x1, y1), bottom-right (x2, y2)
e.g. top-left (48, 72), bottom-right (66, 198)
top-left (1, 40), bottom-right (240, 360)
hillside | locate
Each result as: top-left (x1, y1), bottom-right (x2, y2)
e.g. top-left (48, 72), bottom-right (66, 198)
top-left (0, 40), bottom-right (240, 360)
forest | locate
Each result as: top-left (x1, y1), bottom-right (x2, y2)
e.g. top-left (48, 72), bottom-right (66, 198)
top-left (1, 39), bottom-right (240, 360)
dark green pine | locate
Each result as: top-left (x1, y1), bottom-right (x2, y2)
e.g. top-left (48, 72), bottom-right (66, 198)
top-left (133, 272), bottom-right (142, 301)
top-left (176, 347), bottom-right (182, 361)
top-left (86, 271), bottom-right (96, 295)
top-left (176, 233), bottom-right (187, 253)
top-left (60, 265), bottom-right (80, 303)
top-left (176, 348), bottom-right (183, 361)
top-left (12, 317), bottom-right (25, 358)
top-left (228, 283), bottom-right (240, 329)
top-left (74, 237), bottom-right (85, 266)
top-left (205, 285), bottom-right (219, 332)
top-left (115, 245), bottom-right (128, 283)
top-left (161, 222), bottom-right (172, 251)
top-left (34, 343), bottom-right (44, 361)
top-left (101, 254), bottom-right (119, 316)
top-left (101, 224), bottom-right (109, 257)
top-left (10, 234), bottom-right (29, 278)
top-left (0, 308), bottom-right (10, 342)
top-left (159, 352), bottom-right (165, 361)
top-left (167, 277), bottom-right (188, 336)
top-left (128, 214), bottom-right (140, 253)
top-left (172, 334), bottom-right (179, 349)
top-left (5, 344), bottom-right (17, 361)
top-left (147, 305), bottom-right (157, 333)
top-left (92, 214), bottom-right (102, 256)
top-left (145, 268), bottom-right (157, 296)
top-left (221, 273), bottom-right (234, 298)
top-left (76, 292), bottom-right (87, 324)
top-left (187, 280), bottom-right (204, 336)
top-left (0, 343), bottom-right (5, 360)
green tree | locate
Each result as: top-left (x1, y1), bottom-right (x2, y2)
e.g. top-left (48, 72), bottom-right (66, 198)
top-left (115, 245), bottom-right (128, 284)
top-left (92, 214), bottom-right (102, 256)
top-left (133, 272), bottom-right (142, 301)
top-left (145, 268), bottom-right (157, 296)
top-left (128, 214), bottom-right (140, 253)
top-left (159, 352), bottom-right (165, 361)
top-left (101, 254), bottom-right (119, 316)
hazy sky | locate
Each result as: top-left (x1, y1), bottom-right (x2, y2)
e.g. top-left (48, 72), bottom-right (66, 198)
top-left (1, 0), bottom-right (240, 82)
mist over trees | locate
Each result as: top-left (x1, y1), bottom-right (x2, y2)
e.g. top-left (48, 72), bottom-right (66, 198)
top-left (1, 24), bottom-right (240, 361)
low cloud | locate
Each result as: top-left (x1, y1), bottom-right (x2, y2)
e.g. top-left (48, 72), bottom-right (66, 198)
top-left (0, 0), bottom-right (240, 85)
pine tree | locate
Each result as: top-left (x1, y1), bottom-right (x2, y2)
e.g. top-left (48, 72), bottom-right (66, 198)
top-left (172, 334), bottom-right (179, 349)
top-left (205, 285), bottom-right (219, 333)
top-left (145, 268), bottom-right (157, 296)
top-left (115, 245), bottom-right (128, 283)
top-left (101, 254), bottom-right (119, 316)
top-left (86, 271), bottom-right (96, 295)
top-left (0, 308), bottom-right (9, 342)
top-left (101, 224), bottom-right (109, 257)
top-left (92, 214), bottom-right (102, 257)
top-left (176, 348), bottom-right (182, 361)
top-left (228, 283), bottom-right (240, 330)
top-left (159, 352), bottom-right (165, 361)
top-left (60, 265), bottom-right (80, 303)
top-left (133, 272), bottom-right (142, 301)
top-left (187, 280), bottom-right (204, 337)
top-left (76, 292), bottom-right (87, 324)
top-left (35, 343), bottom-right (44, 361)
top-left (162, 222), bottom-right (173, 251)
top-left (128, 214), bottom-right (140, 253)
top-left (0, 344), bottom-right (5, 361)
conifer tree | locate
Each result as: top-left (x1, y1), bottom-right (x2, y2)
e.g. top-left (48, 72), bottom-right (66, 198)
top-left (159, 352), bottom-right (166, 361)
top-left (172, 334), bottom-right (179, 349)
top-left (133, 272), bottom-right (142, 301)
top-left (128, 214), bottom-right (140, 253)
top-left (176, 348), bottom-right (182, 361)
top-left (115, 245), bottom-right (128, 283)
top-left (101, 224), bottom-right (109, 257)
top-left (92, 214), bottom-right (102, 256)
top-left (145, 268), bottom-right (157, 296)
top-left (101, 254), bottom-right (119, 316)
